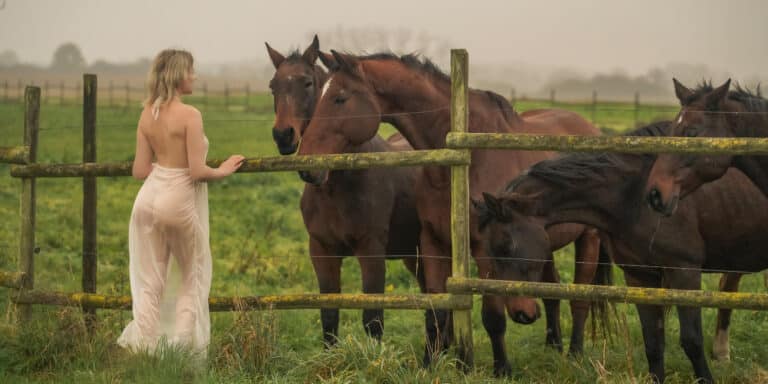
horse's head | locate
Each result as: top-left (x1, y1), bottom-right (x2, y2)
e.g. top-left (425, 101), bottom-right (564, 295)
top-left (297, 50), bottom-right (382, 185)
top-left (646, 79), bottom-right (737, 216)
top-left (475, 192), bottom-right (546, 325)
top-left (265, 35), bottom-right (325, 155)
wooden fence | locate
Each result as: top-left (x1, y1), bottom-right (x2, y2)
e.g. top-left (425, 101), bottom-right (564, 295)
top-left (2, 50), bottom-right (768, 368)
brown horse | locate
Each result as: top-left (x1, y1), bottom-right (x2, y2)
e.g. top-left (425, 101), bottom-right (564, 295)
top-left (266, 37), bottom-right (422, 344)
top-left (298, 50), bottom-right (603, 374)
top-left (479, 121), bottom-right (768, 383)
top-left (646, 79), bottom-right (768, 215)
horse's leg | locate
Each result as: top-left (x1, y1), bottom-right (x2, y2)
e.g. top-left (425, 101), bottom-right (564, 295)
top-left (355, 239), bottom-right (387, 341)
top-left (713, 273), bottom-right (742, 361)
top-left (419, 229), bottom-right (452, 368)
top-left (542, 257), bottom-right (563, 351)
top-left (624, 269), bottom-right (666, 383)
top-left (309, 237), bottom-right (342, 347)
top-left (569, 229), bottom-right (601, 355)
top-left (482, 295), bottom-right (511, 376)
top-left (474, 240), bottom-right (512, 376)
top-left (667, 270), bottom-right (713, 383)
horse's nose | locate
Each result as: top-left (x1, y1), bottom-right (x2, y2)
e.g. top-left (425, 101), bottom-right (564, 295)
top-left (512, 311), bottom-right (537, 325)
top-left (298, 170), bottom-right (316, 184)
top-left (273, 127), bottom-right (297, 155)
top-left (273, 126), bottom-right (295, 143)
top-left (647, 187), bottom-right (663, 212)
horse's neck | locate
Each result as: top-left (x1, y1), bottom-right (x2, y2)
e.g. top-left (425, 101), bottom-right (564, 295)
top-left (377, 88), bottom-right (449, 150)
top-left (727, 111), bottom-right (768, 195)
top-left (734, 156), bottom-right (768, 197)
top-left (515, 168), bottom-right (641, 233)
top-left (347, 135), bottom-right (390, 153)
top-left (731, 111), bottom-right (768, 138)
top-left (365, 62), bottom-right (516, 151)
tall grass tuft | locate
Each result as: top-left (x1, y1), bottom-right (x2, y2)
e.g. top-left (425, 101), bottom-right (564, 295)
top-left (211, 302), bottom-right (280, 378)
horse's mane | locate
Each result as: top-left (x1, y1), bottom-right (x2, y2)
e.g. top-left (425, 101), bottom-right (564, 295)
top-left (505, 121), bottom-right (672, 192)
top-left (284, 50), bottom-right (303, 62)
top-left (684, 81), bottom-right (768, 112)
top-left (355, 52), bottom-right (517, 120)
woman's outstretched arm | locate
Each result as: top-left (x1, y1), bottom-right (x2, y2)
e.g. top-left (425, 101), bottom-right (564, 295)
top-left (186, 107), bottom-right (244, 181)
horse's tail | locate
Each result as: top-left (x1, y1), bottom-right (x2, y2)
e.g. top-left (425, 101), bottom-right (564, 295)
top-left (589, 241), bottom-right (615, 341)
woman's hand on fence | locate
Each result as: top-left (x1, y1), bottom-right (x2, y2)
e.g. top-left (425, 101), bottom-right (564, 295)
top-left (218, 155), bottom-right (246, 176)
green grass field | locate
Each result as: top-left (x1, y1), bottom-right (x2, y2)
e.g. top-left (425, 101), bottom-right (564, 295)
top-left (0, 96), bottom-right (766, 383)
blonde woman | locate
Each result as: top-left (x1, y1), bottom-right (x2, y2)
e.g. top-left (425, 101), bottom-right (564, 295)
top-left (117, 49), bottom-right (245, 354)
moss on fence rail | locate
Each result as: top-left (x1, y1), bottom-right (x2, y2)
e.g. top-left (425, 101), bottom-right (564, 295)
top-left (9, 149), bottom-right (471, 178)
top-left (0, 271), bottom-right (26, 289)
top-left (447, 278), bottom-right (768, 310)
top-left (11, 291), bottom-right (472, 311)
top-left (446, 132), bottom-right (768, 155)
top-left (0, 146), bottom-right (29, 164)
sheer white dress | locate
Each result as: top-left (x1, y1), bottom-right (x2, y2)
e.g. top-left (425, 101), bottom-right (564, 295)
top-left (118, 137), bottom-right (212, 355)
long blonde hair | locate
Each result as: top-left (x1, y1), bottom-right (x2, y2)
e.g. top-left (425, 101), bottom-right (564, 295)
top-left (144, 49), bottom-right (194, 119)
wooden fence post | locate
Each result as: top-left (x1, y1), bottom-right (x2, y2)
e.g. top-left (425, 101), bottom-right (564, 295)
top-left (125, 82), bottom-right (130, 108)
top-left (450, 48), bottom-right (474, 369)
top-left (245, 83), bottom-right (250, 110)
top-left (224, 83), bottom-right (229, 111)
top-left (203, 82), bottom-right (208, 109)
top-left (83, 74), bottom-right (98, 331)
top-left (591, 90), bottom-right (598, 125)
top-left (550, 89), bottom-right (556, 106)
top-left (17, 86), bottom-right (40, 323)
top-left (634, 91), bottom-right (640, 128)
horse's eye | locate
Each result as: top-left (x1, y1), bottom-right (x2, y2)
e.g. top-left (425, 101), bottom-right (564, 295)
top-left (334, 96), bottom-right (347, 105)
top-left (304, 81), bottom-right (313, 88)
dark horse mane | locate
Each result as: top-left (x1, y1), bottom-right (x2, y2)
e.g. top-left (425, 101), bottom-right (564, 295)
top-left (683, 81), bottom-right (768, 112)
top-left (505, 121), bottom-right (672, 193)
top-left (284, 50), bottom-right (302, 61)
top-left (354, 51), bottom-right (517, 121)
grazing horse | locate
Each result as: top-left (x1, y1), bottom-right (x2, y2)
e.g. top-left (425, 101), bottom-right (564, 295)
top-left (479, 121), bottom-right (768, 383)
top-left (265, 37), bottom-right (422, 344)
top-left (646, 79), bottom-right (768, 215)
top-left (298, 50), bottom-right (603, 374)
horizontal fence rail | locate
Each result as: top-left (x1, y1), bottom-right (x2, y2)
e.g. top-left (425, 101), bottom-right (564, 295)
top-left (447, 278), bottom-right (768, 310)
top-left (9, 149), bottom-right (470, 178)
top-left (10, 290), bottom-right (472, 311)
top-left (0, 146), bottom-right (29, 164)
top-left (446, 132), bottom-right (768, 155)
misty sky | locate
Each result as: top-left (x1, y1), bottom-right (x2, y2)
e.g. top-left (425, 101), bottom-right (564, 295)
top-left (1, 0), bottom-right (767, 78)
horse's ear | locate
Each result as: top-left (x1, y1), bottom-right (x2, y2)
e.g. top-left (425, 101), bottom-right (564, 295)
top-left (482, 192), bottom-right (503, 218)
top-left (706, 78), bottom-right (731, 110)
top-left (302, 35), bottom-right (320, 65)
top-left (331, 50), bottom-right (363, 78)
top-left (265, 42), bottom-right (285, 69)
top-left (673, 78), bottom-right (693, 105)
top-left (319, 50), bottom-right (338, 71)
top-left (472, 198), bottom-right (492, 231)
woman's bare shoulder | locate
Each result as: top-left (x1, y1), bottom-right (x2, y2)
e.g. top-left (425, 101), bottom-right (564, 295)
top-left (178, 103), bottom-right (202, 119)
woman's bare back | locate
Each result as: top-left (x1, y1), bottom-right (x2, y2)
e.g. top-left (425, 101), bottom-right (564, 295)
top-left (138, 101), bottom-right (199, 169)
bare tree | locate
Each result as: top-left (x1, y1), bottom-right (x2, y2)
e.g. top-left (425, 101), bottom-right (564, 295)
top-left (0, 50), bottom-right (19, 67)
top-left (50, 42), bottom-right (87, 72)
